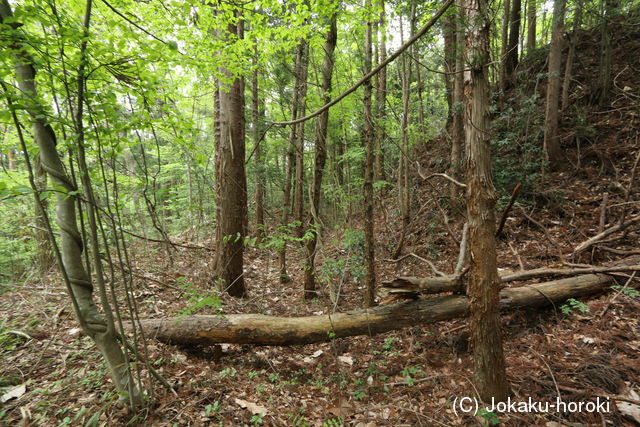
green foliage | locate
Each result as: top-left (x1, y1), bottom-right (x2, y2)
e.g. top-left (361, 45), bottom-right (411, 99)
top-left (477, 409), bottom-right (500, 425)
top-left (560, 298), bottom-right (590, 315)
top-left (250, 413), bottom-right (265, 425)
top-left (176, 277), bottom-right (222, 316)
top-left (611, 285), bottom-right (640, 298)
top-left (323, 417), bottom-right (345, 427)
top-left (319, 229), bottom-right (365, 287)
top-left (491, 90), bottom-right (545, 201)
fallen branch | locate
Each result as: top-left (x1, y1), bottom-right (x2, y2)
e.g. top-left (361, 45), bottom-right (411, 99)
top-left (132, 273), bottom-right (617, 346)
top-left (574, 214), bottom-right (640, 254)
top-left (496, 183), bottom-right (522, 237)
top-left (500, 264), bottom-right (640, 282)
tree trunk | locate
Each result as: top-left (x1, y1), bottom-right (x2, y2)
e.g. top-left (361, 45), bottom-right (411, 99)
top-left (293, 41), bottom-right (310, 238)
top-left (304, 11), bottom-right (337, 300)
top-left (504, 0), bottom-right (521, 87)
top-left (595, 0), bottom-right (617, 106)
top-left (363, 0), bottom-right (376, 307)
top-left (444, 7), bottom-right (456, 122)
top-left (214, 16), bottom-right (247, 297)
top-left (0, 0), bottom-right (141, 406)
top-left (34, 156), bottom-right (54, 274)
top-left (526, 0), bottom-right (536, 52)
top-left (543, 0), bottom-right (566, 170)
top-left (132, 272), bottom-right (617, 346)
top-left (374, 0), bottom-right (387, 182)
top-left (463, 0), bottom-right (510, 401)
top-left (449, 4), bottom-right (465, 208)
top-left (392, 16), bottom-right (412, 260)
top-left (499, 0), bottom-right (511, 90)
top-left (252, 57), bottom-right (266, 241)
top-left (561, 0), bottom-right (583, 111)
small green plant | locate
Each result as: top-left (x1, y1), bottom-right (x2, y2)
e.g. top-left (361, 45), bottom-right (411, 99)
top-left (478, 408), bottom-right (500, 425)
top-left (248, 370), bottom-right (258, 379)
top-left (176, 277), bottom-right (222, 316)
top-left (560, 298), bottom-right (589, 315)
top-left (382, 337), bottom-right (398, 354)
top-left (219, 368), bottom-right (236, 378)
top-left (204, 401), bottom-right (221, 418)
top-left (352, 390), bottom-right (366, 401)
top-left (288, 408), bottom-right (309, 426)
top-left (250, 413), bottom-right (265, 425)
top-left (402, 365), bottom-right (423, 385)
top-left (268, 373), bottom-right (279, 383)
top-left (612, 285), bottom-right (640, 298)
top-left (323, 416), bottom-right (345, 427)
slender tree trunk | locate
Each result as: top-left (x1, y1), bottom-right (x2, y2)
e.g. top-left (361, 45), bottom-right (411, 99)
top-left (0, 0), bottom-right (141, 405)
top-left (449, 3), bottom-right (465, 207)
top-left (215, 16), bottom-right (247, 297)
top-left (499, 0), bottom-right (511, 90)
top-left (392, 16), bottom-right (412, 260)
top-left (462, 0), bottom-right (510, 401)
top-left (444, 7), bottom-right (456, 122)
top-left (596, 0), bottom-right (616, 106)
top-left (304, 11), bottom-right (338, 300)
top-left (504, 0), bottom-right (522, 87)
top-left (252, 58), bottom-right (266, 241)
top-left (34, 157), bottom-right (54, 274)
top-left (375, 0), bottom-right (387, 182)
top-left (526, 0), bottom-right (536, 52)
top-left (293, 41), bottom-right (310, 237)
top-left (561, 0), bottom-right (582, 111)
top-left (7, 148), bottom-right (15, 169)
top-left (363, 0), bottom-right (376, 307)
top-left (543, 0), bottom-right (566, 170)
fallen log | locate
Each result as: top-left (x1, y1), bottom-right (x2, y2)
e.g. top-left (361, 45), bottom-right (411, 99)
top-left (381, 275), bottom-right (462, 295)
top-left (133, 273), bottom-right (618, 346)
top-left (384, 262), bottom-right (640, 293)
top-left (574, 214), bottom-right (640, 254)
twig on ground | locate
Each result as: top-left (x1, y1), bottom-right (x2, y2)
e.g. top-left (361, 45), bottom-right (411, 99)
top-left (574, 214), bottom-right (640, 254)
top-left (598, 271), bottom-right (637, 317)
top-left (496, 183), bottom-right (522, 237)
top-left (599, 192), bottom-right (608, 233)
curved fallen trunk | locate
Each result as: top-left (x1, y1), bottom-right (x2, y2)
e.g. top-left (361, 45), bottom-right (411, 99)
top-left (132, 272), bottom-right (618, 346)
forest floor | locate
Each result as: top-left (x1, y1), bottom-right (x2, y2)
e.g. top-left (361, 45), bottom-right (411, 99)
top-left (2, 15), bottom-right (640, 427)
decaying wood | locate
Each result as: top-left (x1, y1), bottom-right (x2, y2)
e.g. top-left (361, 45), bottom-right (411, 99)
top-left (574, 214), bottom-right (640, 254)
top-left (132, 272), bottom-right (618, 346)
top-left (388, 261), bottom-right (640, 289)
top-left (500, 264), bottom-right (640, 282)
top-left (381, 275), bottom-right (462, 294)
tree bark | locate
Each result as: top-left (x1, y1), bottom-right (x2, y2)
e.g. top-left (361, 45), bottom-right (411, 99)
top-left (214, 16), bottom-right (247, 297)
top-left (526, 0), bottom-right (536, 52)
top-left (374, 0), bottom-right (387, 182)
top-left (504, 0), bottom-right (521, 88)
top-left (304, 11), bottom-right (337, 300)
top-left (252, 56), bottom-right (265, 241)
top-left (363, 0), bottom-right (376, 307)
top-left (132, 273), bottom-right (617, 346)
top-left (561, 0), bottom-right (582, 111)
top-left (595, 0), bottom-right (617, 106)
top-left (543, 0), bottom-right (566, 170)
top-left (449, 4), bottom-right (465, 207)
top-left (463, 0), bottom-right (510, 401)
top-left (293, 41), bottom-right (310, 238)
top-left (499, 0), bottom-right (511, 89)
